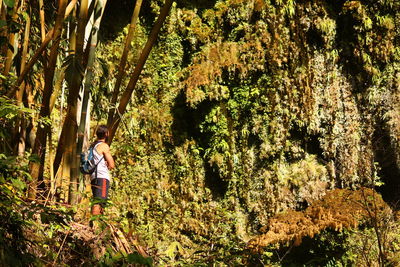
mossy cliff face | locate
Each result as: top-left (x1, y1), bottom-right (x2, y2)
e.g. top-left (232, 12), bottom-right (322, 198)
top-left (103, 0), bottom-right (400, 260)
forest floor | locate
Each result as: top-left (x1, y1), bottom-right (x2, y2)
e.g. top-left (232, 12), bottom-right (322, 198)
top-left (4, 187), bottom-right (400, 266)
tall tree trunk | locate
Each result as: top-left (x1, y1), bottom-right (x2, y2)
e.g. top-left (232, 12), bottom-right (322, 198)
top-left (53, 0), bottom-right (94, 180)
top-left (66, 0), bottom-right (89, 204)
top-left (55, 104), bottom-right (77, 197)
top-left (107, 0), bottom-right (142, 126)
top-left (0, 1), bottom-right (4, 19)
top-left (107, 0), bottom-right (173, 144)
top-left (15, 4), bottom-right (31, 156)
top-left (28, 0), bottom-right (67, 200)
top-left (46, 69), bottom-right (64, 197)
top-left (0, 2), bottom-right (6, 45)
top-left (16, 4), bottom-right (30, 102)
top-left (38, 0), bottom-right (45, 41)
top-left (3, 0), bottom-right (20, 76)
top-left (53, 25), bottom-right (77, 182)
top-left (75, 0), bottom-right (107, 198)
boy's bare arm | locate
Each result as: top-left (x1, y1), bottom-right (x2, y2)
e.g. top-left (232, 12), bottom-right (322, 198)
top-left (99, 143), bottom-right (115, 169)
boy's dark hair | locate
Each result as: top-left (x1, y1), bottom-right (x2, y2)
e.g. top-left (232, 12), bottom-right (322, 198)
top-left (96, 125), bottom-right (108, 139)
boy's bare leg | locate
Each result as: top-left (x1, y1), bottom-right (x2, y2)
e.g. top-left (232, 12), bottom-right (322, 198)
top-left (91, 204), bottom-right (103, 215)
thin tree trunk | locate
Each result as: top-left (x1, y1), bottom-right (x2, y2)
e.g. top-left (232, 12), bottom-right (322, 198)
top-left (0, 2), bottom-right (5, 91)
top-left (3, 0), bottom-right (20, 76)
top-left (26, 83), bottom-right (35, 148)
top-left (48, 70), bottom-right (62, 196)
top-left (16, 4), bottom-right (30, 102)
top-left (107, 0), bottom-right (142, 126)
top-left (107, 0), bottom-right (173, 144)
top-left (69, 139), bottom-right (78, 203)
top-left (55, 104), bottom-right (76, 179)
top-left (38, 0), bottom-right (45, 41)
top-left (66, 0), bottom-right (78, 18)
top-left (50, 68), bottom-right (64, 109)
top-left (0, 2), bottom-right (6, 43)
top-left (17, 117), bottom-right (27, 156)
top-left (28, 0), bottom-right (67, 200)
top-left (15, 4), bottom-right (31, 156)
top-left (48, 131), bottom-right (55, 198)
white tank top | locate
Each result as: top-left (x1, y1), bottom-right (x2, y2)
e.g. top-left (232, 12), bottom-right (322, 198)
top-left (91, 142), bottom-right (111, 181)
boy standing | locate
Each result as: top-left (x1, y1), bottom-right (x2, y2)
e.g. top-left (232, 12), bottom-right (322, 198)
top-left (91, 125), bottom-right (115, 215)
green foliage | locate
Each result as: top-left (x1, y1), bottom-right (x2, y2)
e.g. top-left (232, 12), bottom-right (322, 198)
top-left (1, 0), bottom-right (400, 265)
top-left (98, 250), bottom-right (153, 266)
top-left (0, 97), bottom-right (32, 120)
top-left (0, 154), bottom-right (31, 190)
top-left (93, 0), bottom-right (400, 264)
top-left (254, 230), bottom-right (352, 266)
top-left (0, 148), bottom-right (78, 265)
top-left (63, 54), bottom-right (85, 89)
top-left (3, 0), bottom-right (15, 8)
top-left (252, 221), bottom-right (400, 266)
top-left (126, 252), bottom-right (153, 266)
top-left (0, 97), bottom-right (34, 153)
top-left (0, 154), bottom-right (32, 265)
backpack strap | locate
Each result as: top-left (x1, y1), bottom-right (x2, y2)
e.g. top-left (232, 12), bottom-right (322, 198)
top-left (93, 141), bottom-right (104, 179)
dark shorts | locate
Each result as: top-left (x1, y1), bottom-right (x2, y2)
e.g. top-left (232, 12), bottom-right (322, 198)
top-left (91, 178), bottom-right (110, 202)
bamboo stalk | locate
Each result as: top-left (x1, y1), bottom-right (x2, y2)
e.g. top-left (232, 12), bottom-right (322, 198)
top-left (76, 0), bottom-right (88, 57)
top-left (14, 3), bottom-right (30, 156)
top-left (67, 0), bottom-right (89, 205)
top-left (49, 132), bottom-right (55, 198)
top-left (107, 0), bottom-right (143, 126)
top-left (44, 133), bottom-right (54, 207)
top-left (16, 4), bottom-right (31, 102)
top-left (0, 2), bottom-right (6, 43)
top-left (28, 0), bottom-right (67, 200)
top-left (3, 0), bottom-right (20, 76)
top-left (53, 18), bottom-right (77, 177)
top-left (38, 0), bottom-right (45, 41)
top-left (107, 0), bottom-right (174, 143)
top-left (68, 137), bottom-right (78, 204)
top-left (48, 70), bottom-right (65, 195)
top-left (66, 0), bottom-right (78, 17)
